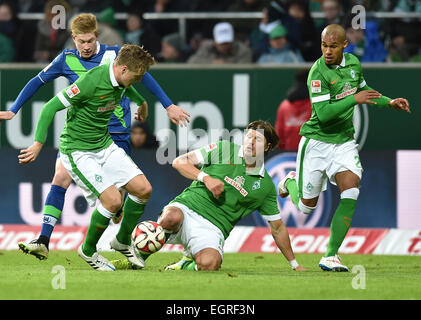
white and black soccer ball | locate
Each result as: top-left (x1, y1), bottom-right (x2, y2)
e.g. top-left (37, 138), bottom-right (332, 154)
top-left (131, 221), bottom-right (165, 254)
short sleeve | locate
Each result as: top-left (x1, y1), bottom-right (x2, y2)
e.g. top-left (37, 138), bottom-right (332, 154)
top-left (38, 52), bottom-right (65, 83)
top-left (258, 183), bottom-right (282, 221)
top-left (194, 140), bottom-right (232, 166)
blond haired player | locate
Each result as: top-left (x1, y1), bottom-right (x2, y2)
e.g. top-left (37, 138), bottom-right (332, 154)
top-left (0, 13), bottom-right (190, 260)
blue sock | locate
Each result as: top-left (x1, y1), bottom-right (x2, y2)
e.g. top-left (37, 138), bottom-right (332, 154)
top-left (40, 185), bottom-right (67, 244)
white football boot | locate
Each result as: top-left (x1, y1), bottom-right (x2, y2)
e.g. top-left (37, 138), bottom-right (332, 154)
top-left (277, 171), bottom-right (297, 198)
top-left (18, 239), bottom-right (49, 260)
top-left (77, 245), bottom-right (115, 271)
top-left (319, 254), bottom-right (349, 272)
top-left (110, 237), bottom-right (145, 269)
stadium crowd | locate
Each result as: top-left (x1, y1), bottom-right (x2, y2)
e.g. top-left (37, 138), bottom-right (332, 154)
top-left (0, 0), bottom-right (420, 63)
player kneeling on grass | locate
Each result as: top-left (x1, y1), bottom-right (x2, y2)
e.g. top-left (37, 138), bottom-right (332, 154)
top-left (19, 45), bottom-right (155, 271)
top-left (112, 120), bottom-right (306, 272)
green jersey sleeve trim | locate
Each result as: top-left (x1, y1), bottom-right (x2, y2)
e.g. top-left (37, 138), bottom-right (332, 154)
top-left (34, 96), bottom-right (66, 143)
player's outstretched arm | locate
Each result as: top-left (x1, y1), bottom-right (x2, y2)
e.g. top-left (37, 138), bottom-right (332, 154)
top-left (141, 72), bottom-right (191, 127)
top-left (18, 96), bottom-right (65, 164)
top-left (0, 76), bottom-right (45, 123)
top-left (269, 219), bottom-right (306, 271)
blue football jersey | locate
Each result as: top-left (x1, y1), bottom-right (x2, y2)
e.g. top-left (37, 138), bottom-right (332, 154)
top-left (38, 42), bottom-right (134, 135)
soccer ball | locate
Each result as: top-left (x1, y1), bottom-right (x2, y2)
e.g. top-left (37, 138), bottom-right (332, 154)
top-left (131, 221), bottom-right (165, 254)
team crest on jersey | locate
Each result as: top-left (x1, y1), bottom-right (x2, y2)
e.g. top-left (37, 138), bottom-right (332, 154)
top-left (252, 180), bottom-right (261, 190)
top-left (66, 84), bottom-right (80, 98)
top-left (311, 80), bottom-right (321, 93)
top-left (234, 176), bottom-right (245, 187)
top-left (350, 68), bottom-right (356, 79)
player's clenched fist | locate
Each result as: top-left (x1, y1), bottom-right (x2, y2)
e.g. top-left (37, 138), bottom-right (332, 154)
top-left (18, 142), bottom-right (43, 164)
top-left (353, 90), bottom-right (382, 104)
top-left (203, 176), bottom-right (225, 199)
top-left (389, 98), bottom-right (410, 113)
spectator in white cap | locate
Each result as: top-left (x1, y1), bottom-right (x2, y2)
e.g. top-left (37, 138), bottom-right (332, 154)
top-left (188, 22), bottom-right (252, 64)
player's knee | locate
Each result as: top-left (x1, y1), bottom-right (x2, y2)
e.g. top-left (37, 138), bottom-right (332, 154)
top-left (52, 170), bottom-right (72, 188)
top-left (159, 208), bottom-right (183, 232)
top-left (196, 250), bottom-right (222, 271)
top-left (133, 182), bottom-right (152, 200)
top-left (299, 199), bottom-right (317, 214)
top-left (103, 194), bottom-right (122, 213)
top-left (196, 257), bottom-right (221, 271)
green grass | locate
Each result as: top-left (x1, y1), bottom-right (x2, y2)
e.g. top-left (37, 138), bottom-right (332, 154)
top-left (1, 250), bottom-right (421, 300)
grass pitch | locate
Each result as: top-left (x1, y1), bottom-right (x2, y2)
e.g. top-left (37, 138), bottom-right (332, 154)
top-left (0, 250), bottom-right (420, 300)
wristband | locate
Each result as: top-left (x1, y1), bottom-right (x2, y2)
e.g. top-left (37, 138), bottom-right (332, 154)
top-left (197, 171), bottom-right (209, 182)
top-left (289, 259), bottom-right (299, 269)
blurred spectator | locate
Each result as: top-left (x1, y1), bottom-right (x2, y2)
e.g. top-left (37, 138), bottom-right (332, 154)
top-left (77, 0), bottom-right (111, 13)
top-left (287, 0), bottom-right (319, 61)
top-left (257, 24), bottom-right (304, 63)
top-left (97, 7), bottom-right (124, 46)
top-left (275, 69), bottom-right (311, 151)
top-left (156, 32), bottom-right (187, 62)
top-left (389, 0), bottom-right (421, 62)
top-left (344, 21), bottom-right (387, 62)
top-left (227, 0), bottom-right (269, 43)
top-left (188, 22), bottom-right (252, 64)
top-left (315, 0), bottom-right (343, 33)
top-left (250, 1), bottom-right (302, 62)
top-left (0, 33), bottom-right (13, 62)
top-left (125, 13), bottom-right (161, 57)
top-left (146, 0), bottom-right (192, 39)
top-left (130, 121), bottom-right (159, 149)
top-left (0, 1), bottom-right (24, 61)
top-left (33, 0), bottom-right (71, 62)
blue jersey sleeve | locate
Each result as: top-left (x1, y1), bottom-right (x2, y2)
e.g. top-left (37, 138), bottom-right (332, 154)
top-left (38, 51), bottom-right (65, 83)
top-left (141, 72), bottom-right (173, 108)
top-left (9, 76), bottom-right (44, 114)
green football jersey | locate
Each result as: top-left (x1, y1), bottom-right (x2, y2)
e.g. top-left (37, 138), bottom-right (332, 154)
top-left (171, 140), bottom-right (281, 239)
top-left (300, 53), bottom-right (389, 144)
top-left (55, 63), bottom-right (142, 154)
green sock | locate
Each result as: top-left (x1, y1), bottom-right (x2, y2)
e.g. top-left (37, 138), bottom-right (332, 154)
top-left (82, 208), bottom-right (110, 257)
top-left (286, 178), bottom-right (299, 208)
top-left (182, 261), bottom-right (197, 271)
top-left (116, 196), bottom-right (146, 245)
top-left (325, 198), bottom-right (357, 257)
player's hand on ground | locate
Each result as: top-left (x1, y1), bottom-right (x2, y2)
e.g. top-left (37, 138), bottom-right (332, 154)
top-left (166, 104), bottom-right (191, 127)
top-left (293, 265), bottom-right (307, 271)
top-left (203, 176), bottom-right (225, 199)
top-left (353, 90), bottom-right (382, 105)
top-left (388, 98), bottom-right (410, 113)
top-left (135, 101), bottom-right (148, 122)
top-left (18, 142), bottom-right (43, 164)
top-left (0, 110), bottom-right (15, 122)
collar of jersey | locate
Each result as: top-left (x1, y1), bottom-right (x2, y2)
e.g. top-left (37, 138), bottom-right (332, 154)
top-left (109, 62), bottom-right (119, 87)
top-left (334, 55), bottom-right (346, 69)
top-left (238, 147), bottom-right (265, 177)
